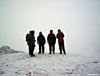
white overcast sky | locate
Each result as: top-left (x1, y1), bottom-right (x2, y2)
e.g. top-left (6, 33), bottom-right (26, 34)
top-left (0, 0), bottom-right (100, 52)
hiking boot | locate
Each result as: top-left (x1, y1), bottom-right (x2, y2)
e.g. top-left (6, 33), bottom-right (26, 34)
top-left (38, 53), bottom-right (41, 54)
top-left (31, 54), bottom-right (36, 57)
top-left (59, 52), bottom-right (62, 54)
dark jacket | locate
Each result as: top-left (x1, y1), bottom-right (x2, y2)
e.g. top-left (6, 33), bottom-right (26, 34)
top-left (56, 33), bottom-right (64, 42)
top-left (29, 33), bottom-right (35, 45)
top-left (37, 35), bottom-right (46, 45)
top-left (47, 33), bottom-right (56, 45)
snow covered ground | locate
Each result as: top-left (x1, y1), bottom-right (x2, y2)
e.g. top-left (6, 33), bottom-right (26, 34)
top-left (0, 46), bottom-right (100, 76)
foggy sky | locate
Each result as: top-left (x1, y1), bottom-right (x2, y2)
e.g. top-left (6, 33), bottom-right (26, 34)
top-left (0, 0), bottom-right (100, 52)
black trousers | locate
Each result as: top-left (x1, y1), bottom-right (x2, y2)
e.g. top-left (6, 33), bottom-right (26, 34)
top-left (49, 44), bottom-right (55, 54)
top-left (38, 44), bottom-right (44, 54)
top-left (28, 43), bottom-right (35, 56)
top-left (58, 42), bottom-right (66, 54)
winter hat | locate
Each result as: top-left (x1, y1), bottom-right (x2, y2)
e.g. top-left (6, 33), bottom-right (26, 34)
top-left (58, 29), bottom-right (61, 33)
top-left (50, 30), bottom-right (53, 33)
top-left (39, 32), bottom-right (42, 35)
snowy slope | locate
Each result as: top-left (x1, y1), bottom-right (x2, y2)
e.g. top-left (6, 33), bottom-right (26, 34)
top-left (0, 46), bottom-right (100, 76)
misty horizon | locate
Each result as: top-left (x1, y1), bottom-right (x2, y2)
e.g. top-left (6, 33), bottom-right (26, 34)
top-left (0, 0), bottom-right (100, 53)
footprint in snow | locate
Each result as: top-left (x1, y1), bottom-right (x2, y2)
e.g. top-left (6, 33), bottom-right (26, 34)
top-left (26, 72), bottom-right (31, 76)
top-left (93, 61), bottom-right (98, 63)
top-left (66, 72), bottom-right (73, 74)
top-left (0, 71), bottom-right (4, 74)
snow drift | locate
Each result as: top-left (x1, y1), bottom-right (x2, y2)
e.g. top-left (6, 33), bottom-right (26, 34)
top-left (0, 46), bottom-right (24, 55)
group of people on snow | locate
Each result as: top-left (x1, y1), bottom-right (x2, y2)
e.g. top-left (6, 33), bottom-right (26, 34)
top-left (26, 29), bottom-right (66, 57)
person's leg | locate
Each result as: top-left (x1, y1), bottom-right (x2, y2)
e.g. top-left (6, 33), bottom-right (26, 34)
top-left (28, 44), bottom-right (31, 56)
top-left (59, 43), bottom-right (62, 54)
top-left (49, 44), bottom-right (51, 54)
top-left (62, 42), bottom-right (66, 54)
top-left (29, 44), bottom-right (34, 56)
top-left (32, 44), bottom-right (35, 57)
top-left (53, 44), bottom-right (55, 54)
top-left (42, 44), bottom-right (44, 54)
top-left (38, 44), bottom-right (41, 54)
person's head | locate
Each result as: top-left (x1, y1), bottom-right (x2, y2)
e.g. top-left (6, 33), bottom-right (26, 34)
top-left (58, 29), bottom-right (61, 33)
top-left (29, 30), bottom-right (32, 34)
top-left (50, 30), bottom-right (53, 34)
top-left (39, 32), bottom-right (42, 35)
top-left (30, 30), bottom-right (35, 35)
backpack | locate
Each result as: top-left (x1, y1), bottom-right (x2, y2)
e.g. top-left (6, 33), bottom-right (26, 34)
top-left (26, 34), bottom-right (30, 42)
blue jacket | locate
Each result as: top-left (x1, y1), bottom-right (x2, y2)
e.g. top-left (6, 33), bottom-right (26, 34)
top-left (29, 33), bottom-right (35, 45)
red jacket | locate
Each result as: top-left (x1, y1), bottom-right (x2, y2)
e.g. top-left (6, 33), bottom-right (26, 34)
top-left (56, 33), bottom-right (64, 42)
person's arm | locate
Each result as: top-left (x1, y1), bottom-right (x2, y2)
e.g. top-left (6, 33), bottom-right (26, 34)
top-left (43, 36), bottom-right (46, 44)
top-left (62, 33), bottom-right (64, 38)
top-left (47, 34), bottom-right (50, 44)
top-left (56, 34), bottom-right (58, 39)
top-left (37, 36), bottom-right (39, 44)
top-left (54, 34), bottom-right (56, 44)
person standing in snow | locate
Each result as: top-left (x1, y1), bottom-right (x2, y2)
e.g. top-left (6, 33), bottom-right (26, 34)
top-left (26, 30), bottom-right (36, 57)
top-left (37, 32), bottom-right (46, 54)
top-left (47, 30), bottom-right (56, 54)
top-left (56, 29), bottom-right (66, 54)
